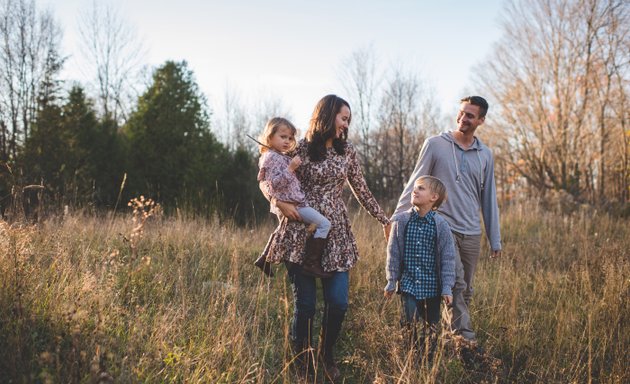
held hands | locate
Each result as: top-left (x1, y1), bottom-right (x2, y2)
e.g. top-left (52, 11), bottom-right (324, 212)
top-left (383, 222), bottom-right (392, 240)
top-left (288, 155), bottom-right (302, 172)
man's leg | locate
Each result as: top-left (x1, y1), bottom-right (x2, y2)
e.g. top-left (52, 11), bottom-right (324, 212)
top-left (456, 233), bottom-right (482, 306)
top-left (450, 231), bottom-right (476, 341)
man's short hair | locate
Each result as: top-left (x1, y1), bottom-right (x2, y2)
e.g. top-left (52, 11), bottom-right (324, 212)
top-left (461, 96), bottom-right (489, 118)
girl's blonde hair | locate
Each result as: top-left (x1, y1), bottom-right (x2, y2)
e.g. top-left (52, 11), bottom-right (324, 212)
top-left (258, 117), bottom-right (297, 154)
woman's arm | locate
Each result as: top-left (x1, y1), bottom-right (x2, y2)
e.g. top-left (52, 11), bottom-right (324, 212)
top-left (345, 144), bottom-right (390, 225)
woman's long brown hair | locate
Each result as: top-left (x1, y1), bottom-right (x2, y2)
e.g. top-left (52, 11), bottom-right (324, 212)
top-left (305, 94), bottom-right (350, 161)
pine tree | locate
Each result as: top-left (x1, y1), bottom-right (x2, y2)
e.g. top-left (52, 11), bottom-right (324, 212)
top-left (124, 61), bottom-right (227, 212)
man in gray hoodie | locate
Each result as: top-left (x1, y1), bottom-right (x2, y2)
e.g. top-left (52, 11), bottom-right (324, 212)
top-left (391, 95), bottom-right (502, 345)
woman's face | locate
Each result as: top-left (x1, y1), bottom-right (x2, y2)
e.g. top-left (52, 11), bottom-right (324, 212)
top-left (334, 105), bottom-right (351, 138)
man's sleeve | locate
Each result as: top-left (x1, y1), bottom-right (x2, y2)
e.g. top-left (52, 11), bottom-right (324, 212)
top-left (481, 150), bottom-right (502, 251)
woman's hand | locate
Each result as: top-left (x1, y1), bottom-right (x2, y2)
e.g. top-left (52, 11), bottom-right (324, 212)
top-left (383, 222), bottom-right (392, 240)
top-left (275, 199), bottom-right (301, 221)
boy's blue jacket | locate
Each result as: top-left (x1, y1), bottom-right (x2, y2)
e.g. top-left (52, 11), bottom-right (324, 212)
top-left (385, 208), bottom-right (457, 296)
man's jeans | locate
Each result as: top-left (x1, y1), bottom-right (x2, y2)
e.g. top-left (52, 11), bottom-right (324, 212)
top-left (450, 231), bottom-right (481, 341)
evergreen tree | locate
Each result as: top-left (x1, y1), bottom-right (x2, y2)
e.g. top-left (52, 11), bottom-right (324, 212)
top-left (124, 61), bottom-right (227, 212)
top-left (219, 147), bottom-right (268, 224)
top-left (21, 100), bottom-right (70, 206)
top-left (61, 86), bottom-right (125, 207)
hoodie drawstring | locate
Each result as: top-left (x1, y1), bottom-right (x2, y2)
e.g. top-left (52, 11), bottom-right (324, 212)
top-left (450, 139), bottom-right (485, 191)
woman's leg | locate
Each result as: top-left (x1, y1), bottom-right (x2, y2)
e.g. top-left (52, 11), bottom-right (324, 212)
top-left (320, 271), bottom-right (349, 380)
top-left (286, 262), bottom-right (317, 372)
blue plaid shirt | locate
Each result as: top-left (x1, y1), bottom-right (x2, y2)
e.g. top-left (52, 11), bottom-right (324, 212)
top-left (400, 209), bottom-right (438, 300)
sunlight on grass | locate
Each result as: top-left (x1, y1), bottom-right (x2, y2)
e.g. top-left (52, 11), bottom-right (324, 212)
top-left (0, 202), bottom-right (628, 383)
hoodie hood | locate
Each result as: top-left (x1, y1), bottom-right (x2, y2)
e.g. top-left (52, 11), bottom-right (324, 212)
top-left (440, 131), bottom-right (484, 150)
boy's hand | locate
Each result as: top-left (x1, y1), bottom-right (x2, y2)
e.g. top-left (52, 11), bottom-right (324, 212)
top-left (384, 290), bottom-right (394, 299)
top-left (288, 155), bottom-right (302, 172)
top-left (442, 295), bottom-right (453, 305)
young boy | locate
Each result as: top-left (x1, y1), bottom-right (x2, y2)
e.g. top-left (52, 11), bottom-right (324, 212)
top-left (384, 175), bottom-right (456, 361)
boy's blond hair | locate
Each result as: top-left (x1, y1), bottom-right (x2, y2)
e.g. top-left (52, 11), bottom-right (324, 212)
top-left (415, 176), bottom-right (447, 210)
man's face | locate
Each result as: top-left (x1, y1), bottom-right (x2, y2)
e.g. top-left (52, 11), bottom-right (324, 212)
top-left (456, 102), bottom-right (485, 133)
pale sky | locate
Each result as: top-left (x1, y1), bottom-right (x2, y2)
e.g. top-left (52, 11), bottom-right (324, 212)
top-left (43, 0), bottom-right (506, 132)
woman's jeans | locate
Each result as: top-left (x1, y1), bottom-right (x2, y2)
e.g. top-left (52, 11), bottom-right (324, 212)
top-left (286, 262), bottom-right (348, 359)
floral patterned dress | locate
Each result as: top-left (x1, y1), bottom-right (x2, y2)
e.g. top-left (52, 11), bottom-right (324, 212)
top-left (261, 139), bottom-right (389, 272)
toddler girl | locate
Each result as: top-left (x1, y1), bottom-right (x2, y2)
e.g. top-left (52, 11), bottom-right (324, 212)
top-left (254, 117), bottom-right (331, 278)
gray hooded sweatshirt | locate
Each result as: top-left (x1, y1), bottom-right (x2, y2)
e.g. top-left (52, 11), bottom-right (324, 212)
top-left (393, 132), bottom-right (501, 251)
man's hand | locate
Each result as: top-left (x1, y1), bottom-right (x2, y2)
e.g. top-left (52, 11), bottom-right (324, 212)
top-left (275, 200), bottom-right (301, 221)
top-left (384, 290), bottom-right (394, 299)
top-left (490, 249), bottom-right (502, 259)
top-left (442, 295), bottom-right (453, 305)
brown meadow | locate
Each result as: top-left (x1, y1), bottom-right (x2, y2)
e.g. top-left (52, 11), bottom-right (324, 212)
top-left (0, 201), bottom-right (628, 383)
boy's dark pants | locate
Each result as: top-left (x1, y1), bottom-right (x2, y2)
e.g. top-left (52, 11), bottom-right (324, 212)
top-left (401, 293), bottom-right (441, 361)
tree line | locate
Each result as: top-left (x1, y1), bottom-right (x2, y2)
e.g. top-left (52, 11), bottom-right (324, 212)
top-left (0, 0), bottom-right (265, 222)
top-left (0, 0), bottom-right (628, 223)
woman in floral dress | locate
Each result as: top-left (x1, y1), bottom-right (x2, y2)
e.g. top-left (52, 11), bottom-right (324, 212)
top-left (262, 94), bottom-right (390, 381)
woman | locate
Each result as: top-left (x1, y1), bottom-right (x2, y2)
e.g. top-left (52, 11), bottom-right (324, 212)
top-left (261, 94), bottom-right (390, 380)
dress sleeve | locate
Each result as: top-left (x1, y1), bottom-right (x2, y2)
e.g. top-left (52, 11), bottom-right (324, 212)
top-left (345, 143), bottom-right (390, 225)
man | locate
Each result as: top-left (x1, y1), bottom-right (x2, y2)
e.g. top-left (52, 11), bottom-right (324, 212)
top-left (391, 96), bottom-right (502, 345)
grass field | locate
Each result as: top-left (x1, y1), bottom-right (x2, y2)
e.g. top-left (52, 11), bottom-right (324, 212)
top-left (0, 201), bottom-right (628, 383)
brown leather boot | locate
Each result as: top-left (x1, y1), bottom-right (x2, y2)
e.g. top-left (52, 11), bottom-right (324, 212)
top-left (301, 236), bottom-right (332, 278)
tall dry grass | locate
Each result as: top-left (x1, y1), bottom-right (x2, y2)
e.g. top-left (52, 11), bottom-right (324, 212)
top-left (0, 201), bottom-right (627, 383)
